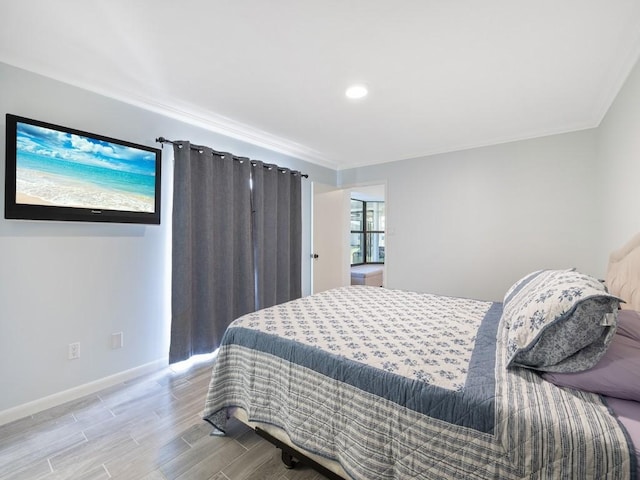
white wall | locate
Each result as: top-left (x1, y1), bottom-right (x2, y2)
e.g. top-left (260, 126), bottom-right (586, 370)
top-left (598, 55), bottom-right (640, 264)
top-left (339, 129), bottom-right (603, 301)
top-left (0, 62), bottom-right (335, 418)
top-left (338, 55), bottom-right (640, 301)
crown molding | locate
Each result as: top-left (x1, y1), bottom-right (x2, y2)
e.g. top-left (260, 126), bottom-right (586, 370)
top-left (2, 59), bottom-right (340, 171)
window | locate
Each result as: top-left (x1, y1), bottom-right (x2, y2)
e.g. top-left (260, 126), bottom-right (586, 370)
top-left (350, 199), bottom-right (385, 265)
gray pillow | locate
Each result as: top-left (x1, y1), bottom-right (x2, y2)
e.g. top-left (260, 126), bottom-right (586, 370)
top-left (503, 269), bottom-right (620, 372)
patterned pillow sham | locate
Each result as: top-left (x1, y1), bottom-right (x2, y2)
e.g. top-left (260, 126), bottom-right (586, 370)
top-left (503, 269), bottom-right (620, 373)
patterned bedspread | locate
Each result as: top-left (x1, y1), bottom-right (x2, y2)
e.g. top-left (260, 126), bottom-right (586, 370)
top-left (203, 286), bottom-right (636, 479)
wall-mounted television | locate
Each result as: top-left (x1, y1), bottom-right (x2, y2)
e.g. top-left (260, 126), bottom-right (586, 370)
top-left (4, 114), bottom-right (161, 224)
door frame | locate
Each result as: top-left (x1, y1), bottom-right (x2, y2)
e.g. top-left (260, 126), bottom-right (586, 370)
top-left (311, 180), bottom-right (388, 293)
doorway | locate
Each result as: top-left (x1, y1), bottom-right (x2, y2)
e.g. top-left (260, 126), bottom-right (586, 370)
top-left (311, 182), bottom-right (386, 294)
top-left (349, 185), bottom-right (386, 287)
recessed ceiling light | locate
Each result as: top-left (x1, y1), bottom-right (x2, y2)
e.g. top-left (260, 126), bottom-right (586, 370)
top-left (345, 84), bottom-right (368, 99)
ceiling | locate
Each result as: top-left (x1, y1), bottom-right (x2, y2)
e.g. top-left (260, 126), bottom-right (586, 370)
top-left (2, 1), bottom-right (640, 171)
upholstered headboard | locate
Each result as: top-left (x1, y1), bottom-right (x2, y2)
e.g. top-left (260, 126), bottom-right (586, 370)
top-left (606, 232), bottom-right (640, 311)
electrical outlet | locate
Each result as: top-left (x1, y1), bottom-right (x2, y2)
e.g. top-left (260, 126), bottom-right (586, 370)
top-left (111, 332), bottom-right (124, 349)
top-left (68, 342), bottom-right (80, 360)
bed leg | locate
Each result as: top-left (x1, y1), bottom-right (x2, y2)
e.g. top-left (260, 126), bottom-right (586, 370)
top-left (255, 427), bottom-right (344, 478)
top-left (281, 450), bottom-right (298, 469)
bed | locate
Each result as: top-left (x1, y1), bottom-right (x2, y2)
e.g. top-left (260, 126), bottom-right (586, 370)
top-left (203, 236), bottom-right (640, 479)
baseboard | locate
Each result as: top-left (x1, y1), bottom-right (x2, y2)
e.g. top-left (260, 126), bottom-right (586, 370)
top-left (0, 358), bottom-right (168, 426)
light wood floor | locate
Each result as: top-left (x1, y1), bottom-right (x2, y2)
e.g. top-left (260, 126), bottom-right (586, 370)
top-left (0, 360), bottom-right (329, 480)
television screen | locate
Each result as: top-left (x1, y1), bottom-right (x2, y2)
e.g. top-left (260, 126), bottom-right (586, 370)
top-left (4, 114), bottom-right (161, 224)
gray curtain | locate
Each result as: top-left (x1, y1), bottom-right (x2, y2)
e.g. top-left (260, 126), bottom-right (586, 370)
top-left (170, 142), bottom-right (254, 364)
top-left (170, 143), bottom-right (302, 364)
top-left (252, 161), bottom-right (302, 309)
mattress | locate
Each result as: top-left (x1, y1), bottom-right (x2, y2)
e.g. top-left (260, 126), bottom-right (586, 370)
top-left (203, 286), bottom-right (636, 479)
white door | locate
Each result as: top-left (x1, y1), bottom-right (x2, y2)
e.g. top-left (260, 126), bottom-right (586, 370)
top-left (311, 183), bottom-right (350, 294)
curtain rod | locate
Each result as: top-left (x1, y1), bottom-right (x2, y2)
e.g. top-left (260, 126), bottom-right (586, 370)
top-left (156, 137), bottom-right (308, 178)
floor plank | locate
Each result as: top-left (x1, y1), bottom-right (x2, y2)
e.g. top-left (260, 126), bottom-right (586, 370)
top-left (0, 360), bottom-right (331, 480)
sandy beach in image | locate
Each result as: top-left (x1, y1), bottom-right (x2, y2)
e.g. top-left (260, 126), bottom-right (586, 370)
top-left (16, 192), bottom-right (55, 206)
top-left (16, 168), bottom-right (155, 212)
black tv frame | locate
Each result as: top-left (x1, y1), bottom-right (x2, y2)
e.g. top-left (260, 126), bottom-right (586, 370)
top-left (4, 114), bottom-right (161, 224)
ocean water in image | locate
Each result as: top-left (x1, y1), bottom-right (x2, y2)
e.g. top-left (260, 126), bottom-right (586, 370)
top-left (14, 123), bottom-right (157, 213)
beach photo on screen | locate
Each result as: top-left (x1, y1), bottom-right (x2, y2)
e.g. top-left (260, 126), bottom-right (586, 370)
top-left (15, 122), bottom-right (157, 213)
